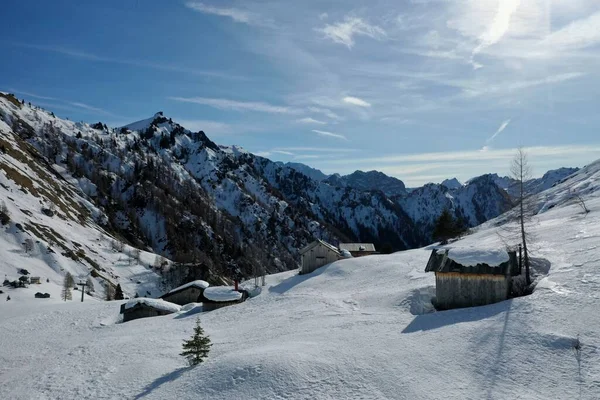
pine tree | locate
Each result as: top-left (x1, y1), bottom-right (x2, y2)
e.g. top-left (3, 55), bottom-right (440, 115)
top-left (114, 284), bottom-right (124, 300)
top-left (432, 208), bottom-right (459, 244)
top-left (180, 317), bottom-right (211, 366)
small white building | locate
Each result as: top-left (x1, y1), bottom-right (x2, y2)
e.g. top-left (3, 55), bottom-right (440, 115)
top-left (299, 240), bottom-right (342, 275)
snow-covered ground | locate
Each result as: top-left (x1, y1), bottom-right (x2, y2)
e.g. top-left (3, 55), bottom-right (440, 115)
top-left (1, 163), bottom-right (600, 399)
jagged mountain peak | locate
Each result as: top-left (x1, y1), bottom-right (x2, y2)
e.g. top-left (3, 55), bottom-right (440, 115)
top-left (324, 169), bottom-right (407, 197)
top-left (282, 162), bottom-right (329, 181)
top-left (441, 177), bottom-right (462, 190)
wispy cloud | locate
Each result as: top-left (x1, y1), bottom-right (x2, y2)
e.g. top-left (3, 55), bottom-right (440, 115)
top-left (5, 88), bottom-right (122, 118)
top-left (69, 102), bottom-right (114, 116)
top-left (273, 146), bottom-right (357, 153)
top-left (184, 2), bottom-right (259, 25)
top-left (319, 17), bottom-right (385, 48)
top-left (486, 119), bottom-right (511, 143)
top-left (296, 117), bottom-right (327, 125)
top-left (308, 106), bottom-right (343, 121)
top-left (471, 0), bottom-right (521, 65)
top-left (462, 73), bottom-right (586, 98)
top-left (312, 129), bottom-right (347, 140)
top-left (543, 11), bottom-right (600, 51)
top-left (168, 96), bottom-right (299, 114)
top-left (7, 88), bottom-right (57, 101)
top-left (8, 42), bottom-right (243, 80)
top-left (320, 145), bottom-right (600, 166)
top-left (343, 96), bottom-right (371, 107)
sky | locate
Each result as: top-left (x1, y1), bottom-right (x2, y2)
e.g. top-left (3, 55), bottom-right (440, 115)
top-left (1, 0), bottom-right (600, 186)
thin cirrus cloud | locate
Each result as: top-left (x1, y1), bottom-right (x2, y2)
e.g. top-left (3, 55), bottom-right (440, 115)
top-left (296, 117), bottom-right (327, 125)
top-left (312, 129), bottom-right (347, 140)
top-left (542, 11), bottom-right (600, 51)
top-left (7, 88), bottom-right (121, 118)
top-left (486, 119), bottom-right (511, 143)
top-left (471, 0), bottom-right (521, 65)
top-left (8, 42), bottom-right (243, 80)
top-left (343, 96), bottom-right (371, 107)
top-left (318, 17), bottom-right (385, 48)
top-left (308, 107), bottom-right (343, 121)
top-left (168, 96), bottom-right (301, 114)
top-left (318, 145), bottom-right (600, 166)
top-left (184, 2), bottom-right (260, 26)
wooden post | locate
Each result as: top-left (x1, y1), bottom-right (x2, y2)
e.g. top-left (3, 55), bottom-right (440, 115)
top-left (77, 281), bottom-right (87, 302)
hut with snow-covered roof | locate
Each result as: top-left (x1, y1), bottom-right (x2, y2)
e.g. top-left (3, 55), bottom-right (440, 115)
top-left (339, 243), bottom-right (377, 257)
top-left (160, 280), bottom-right (210, 306)
top-left (201, 286), bottom-right (246, 312)
top-left (120, 298), bottom-right (181, 322)
top-left (425, 247), bottom-right (519, 310)
top-left (299, 239), bottom-right (342, 275)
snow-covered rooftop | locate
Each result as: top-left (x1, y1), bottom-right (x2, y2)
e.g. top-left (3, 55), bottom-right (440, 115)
top-left (124, 298), bottom-right (181, 313)
top-left (203, 286), bottom-right (243, 302)
top-left (446, 247), bottom-right (509, 267)
top-left (166, 280), bottom-right (210, 294)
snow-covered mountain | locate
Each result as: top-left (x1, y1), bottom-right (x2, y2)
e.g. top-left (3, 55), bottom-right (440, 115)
top-left (473, 168), bottom-right (579, 199)
top-left (0, 94), bottom-right (423, 291)
top-left (325, 170), bottom-right (407, 197)
top-left (2, 156), bottom-right (599, 399)
top-left (441, 177), bottom-right (462, 190)
top-left (0, 93), bottom-right (582, 296)
top-left (397, 174), bottom-right (513, 238)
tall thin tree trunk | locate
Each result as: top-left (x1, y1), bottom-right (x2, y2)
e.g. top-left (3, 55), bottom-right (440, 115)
top-left (519, 166), bottom-right (531, 285)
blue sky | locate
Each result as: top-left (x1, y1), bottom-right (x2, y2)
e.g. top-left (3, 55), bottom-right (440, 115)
top-left (2, 0), bottom-right (600, 186)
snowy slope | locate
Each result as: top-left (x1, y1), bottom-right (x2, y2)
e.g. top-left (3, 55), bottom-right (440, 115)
top-left (0, 94), bottom-right (165, 300)
top-left (1, 160), bottom-right (599, 399)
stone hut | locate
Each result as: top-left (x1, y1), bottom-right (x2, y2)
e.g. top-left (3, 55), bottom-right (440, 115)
top-left (425, 247), bottom-right (519, 310)
top-left (201, 286), bottom-right (246, 312)
top-left (160, 280), bottom-right (210, 306)
top-left (339, 243), bottom-right (377, 257)
top-left (120, 298), bottom-right (181, 322)
top-left (299, 240), bottom-right (342, 275)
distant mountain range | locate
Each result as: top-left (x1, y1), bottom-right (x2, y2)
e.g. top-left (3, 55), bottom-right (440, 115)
top-left (0, 92), bottom-right (580, 290)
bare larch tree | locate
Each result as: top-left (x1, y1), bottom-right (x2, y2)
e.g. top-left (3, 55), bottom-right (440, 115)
top-left (511, 147), bottom-right (532, 285)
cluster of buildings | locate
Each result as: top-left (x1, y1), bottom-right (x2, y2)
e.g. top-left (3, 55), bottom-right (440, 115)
top-left (120, 238), bottom-right (522, 322)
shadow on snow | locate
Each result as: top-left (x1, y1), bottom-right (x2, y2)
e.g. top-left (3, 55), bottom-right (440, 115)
top-left (268, 264), bottom-right (332, 294)
top-left (134, 366), bottom-right (192, 399)
top-left (401, 299), bottom-right (512, 334)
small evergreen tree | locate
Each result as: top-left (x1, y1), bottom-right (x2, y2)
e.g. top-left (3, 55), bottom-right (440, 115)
top-left (65, 272), bottom-right (74, 289)
top-left (432, 208), bottom-right (461, 244)
top-left (180, 317), bottom-right (211, 366)
top-left (114, 284), bottom-right (124, 300)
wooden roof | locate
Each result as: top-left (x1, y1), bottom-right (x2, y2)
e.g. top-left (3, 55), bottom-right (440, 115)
top-left (339, 243), bottom-right (376, 252)
top-left (299, 239), bottom-right (341, 255)
top-left (425, 248), bottom-right (516, 276)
